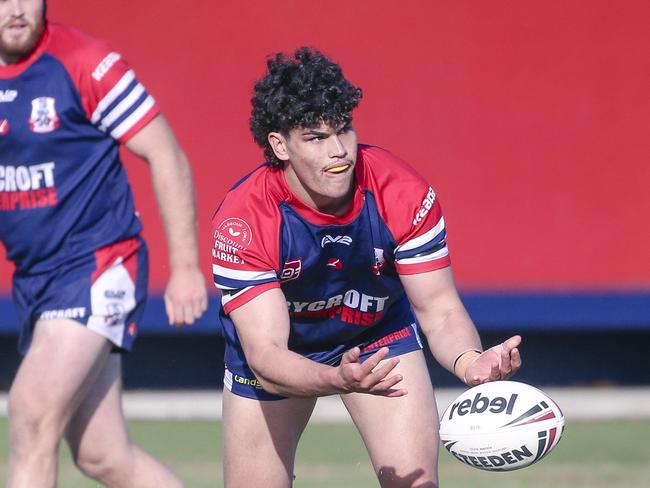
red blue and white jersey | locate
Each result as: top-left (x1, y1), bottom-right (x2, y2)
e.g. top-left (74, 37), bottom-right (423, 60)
top-left (0, 23), bottom-right (158, 274)
top-left (212, 145), bottom-right (451, 369)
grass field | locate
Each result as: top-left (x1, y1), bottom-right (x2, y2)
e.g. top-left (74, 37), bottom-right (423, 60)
top-left (0, 418), bottom-right (648, 487)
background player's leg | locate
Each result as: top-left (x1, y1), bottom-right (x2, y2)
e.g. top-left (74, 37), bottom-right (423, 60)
top-left (222, 388), bottom-right (316, 488)
top-left (65, 353), bottom-right (184, 487)
top-left (7, 319), bottom-right (112, 488)
top-left (341, 350), bottom-right (440, 488)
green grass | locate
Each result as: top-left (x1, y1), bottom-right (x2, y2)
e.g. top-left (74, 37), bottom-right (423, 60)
top-left (0, 418), bottom-right (648, 487)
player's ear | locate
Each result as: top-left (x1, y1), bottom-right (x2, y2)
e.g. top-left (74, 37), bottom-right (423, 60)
top-left (268, 132), bottom-right (291, 162)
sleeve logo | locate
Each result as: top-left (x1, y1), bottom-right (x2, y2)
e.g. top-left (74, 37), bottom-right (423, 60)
top-left (92, 52), bottom-right (122, 81)
top-left (216, 218), bottom-right (253, 248)
top-left (412, 187), bottom-right (436, 226)
top-left (213, 218), bottom-right (253, 264)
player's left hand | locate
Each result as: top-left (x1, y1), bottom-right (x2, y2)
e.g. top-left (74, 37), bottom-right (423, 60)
top-left (164, 265), bottom-right (208, 327)
top-left (464, 335), bottom-right (522, 386)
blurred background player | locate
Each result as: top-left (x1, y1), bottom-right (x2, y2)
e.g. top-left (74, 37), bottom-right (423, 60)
top-left (211, 47), bottom-right (522, 488)
top-left (0, 0), bottom-right (207, 486)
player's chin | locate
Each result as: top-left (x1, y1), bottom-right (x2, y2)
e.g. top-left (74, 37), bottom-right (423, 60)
top-left (0, 36), bottom-right (38, 58)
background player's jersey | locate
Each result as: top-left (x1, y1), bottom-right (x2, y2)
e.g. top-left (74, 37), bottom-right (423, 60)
top-left (0, 23), bottom-right (159, 274)
top-left (212, 145), bottom-right (451, 369)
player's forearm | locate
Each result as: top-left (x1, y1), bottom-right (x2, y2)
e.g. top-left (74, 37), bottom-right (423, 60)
top-left (417, 306), bottom-right (483, 377)
top-left (248, 346), bottom-right (343, 397)
top-left (149, 148), bottom-right (200, 270)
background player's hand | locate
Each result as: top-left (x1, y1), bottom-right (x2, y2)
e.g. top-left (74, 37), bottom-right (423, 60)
top-left (336, 347), bottom-right (407, 397)
top-left (464, 335), bottom-right (522, 386)
top-left (164, 265), bottom-right (208, 327)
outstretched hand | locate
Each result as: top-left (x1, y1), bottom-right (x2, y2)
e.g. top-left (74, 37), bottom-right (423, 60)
top-left (336, 347), bottom-right (407, 397)
top-left (464, 335), bottom-right (522, 386)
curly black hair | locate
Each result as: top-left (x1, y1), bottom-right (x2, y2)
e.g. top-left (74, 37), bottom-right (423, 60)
top-left (250, 47), bottom-right (363, 168)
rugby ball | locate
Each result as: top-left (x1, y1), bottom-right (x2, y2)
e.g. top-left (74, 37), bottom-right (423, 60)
top-left (439, 381), bottom-right (564, 471)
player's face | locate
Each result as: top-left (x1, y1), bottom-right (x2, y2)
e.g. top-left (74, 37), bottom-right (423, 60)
top-left (0, 0), bottom-right (45, 66)
top-left (272, 122), bottom-right (358, 215)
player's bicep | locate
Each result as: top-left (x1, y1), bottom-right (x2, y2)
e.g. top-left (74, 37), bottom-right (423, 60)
top-left (400, 267), bottom-right (465, 320)
top-left (123, 114), bottom-right (180, 162)
top-left (229, 287), bottom-right (291, 368)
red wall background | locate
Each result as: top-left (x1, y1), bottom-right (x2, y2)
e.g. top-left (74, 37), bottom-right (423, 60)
top-left (2, 0), bottom-right (649, 293)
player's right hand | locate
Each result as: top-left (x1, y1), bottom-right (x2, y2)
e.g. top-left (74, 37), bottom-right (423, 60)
top-left (336, 346), bottom-right (408, 397)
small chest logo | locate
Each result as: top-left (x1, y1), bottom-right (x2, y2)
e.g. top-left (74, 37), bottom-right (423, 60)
top-left (372, 248), bottom-right (386, 276)
top-left (280, 258), bottom-right (302, 282)
top-left (0, 90), bottom-right (18, 102)
top-left (321, 235), bottom-right (352, 247)
top-left (0, 119), bottom-right (9, 136)
top-left (326, 257), bottom-right (343, 270)
top-left (29, 97), bottom-right (60, 133)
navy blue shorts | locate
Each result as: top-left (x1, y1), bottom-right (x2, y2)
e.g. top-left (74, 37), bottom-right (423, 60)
top-left (12, 237), bottom-right (148, 355)
top-left (224, 321), bottom-right (423, 401)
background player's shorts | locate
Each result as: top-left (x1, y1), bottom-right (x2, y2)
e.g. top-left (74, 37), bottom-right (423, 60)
top-left (12, 237), bottom-right (148, 355)
top-left (224, 321), bottom-right (423, 401)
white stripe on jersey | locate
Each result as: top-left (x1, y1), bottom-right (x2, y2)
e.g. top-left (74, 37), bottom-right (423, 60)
top-left (395, 246), bottom-right (449, 265)
top-left (220, 286), bottom-right (254, 307)
top-left (212, 263), bottom-right (277, 282)
top-left (214, 282), bottom-right (237, 291)
top-left (110, 95), bottom-right (155, 139)
top-left (99, 83), bottom-right (146, 131)
top-left (90, 70), bottom-right (136, 124)
top-left (395, 217), bottom-right (445, 253)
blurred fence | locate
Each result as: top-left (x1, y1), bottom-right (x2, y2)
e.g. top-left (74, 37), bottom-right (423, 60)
top-left (0, 293), bottom-right (648, 390)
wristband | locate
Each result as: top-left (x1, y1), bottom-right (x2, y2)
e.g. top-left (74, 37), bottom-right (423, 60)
top-left (453, 349), bottom-right (482, 383)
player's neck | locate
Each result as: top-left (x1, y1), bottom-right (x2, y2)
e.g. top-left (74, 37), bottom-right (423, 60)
top-left (313, 192), bottom-right (354, 216)
top-left (0, 52), bottom-right (22, 66)
top-left (299, 187), bottom-right (355, 216)
top-left (286, 175), bottom-right (355, 216)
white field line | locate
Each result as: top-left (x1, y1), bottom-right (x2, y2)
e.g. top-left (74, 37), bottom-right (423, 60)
top-left (1, 387), bottom-right (649, 422)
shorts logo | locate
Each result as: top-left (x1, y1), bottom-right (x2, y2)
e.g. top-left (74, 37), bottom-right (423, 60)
top-left (29, 97), bottom-right (60, 133)
top-left (233, 374), bottom-right (263, 389)
top-left (104, 289), bottom-right (126, 299)
top-left (217, 218), bottom-right (253, 249)
top-left (39, 307), bottom-right (86, 320)
top-left (280, 258), bottom-right (302, 282)
top-left (321, 235), bottom-right (352, 247)
top-left (105, 303), bottom-right (125, 326)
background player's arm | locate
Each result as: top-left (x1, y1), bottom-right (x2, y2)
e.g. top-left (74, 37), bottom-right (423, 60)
top-left (125, 114), bottom-right (207, 326)
top-left (400, 266), bottom-right (521, 384)
top-left (229, 287), bottom-right (406, 397)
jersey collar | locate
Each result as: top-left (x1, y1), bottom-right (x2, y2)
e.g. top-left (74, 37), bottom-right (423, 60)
top-left (277, 149), bottom-right (367, 226)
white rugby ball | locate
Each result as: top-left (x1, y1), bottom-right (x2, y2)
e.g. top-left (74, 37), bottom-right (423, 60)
top-left (439, 381), bottom-right (564, 471)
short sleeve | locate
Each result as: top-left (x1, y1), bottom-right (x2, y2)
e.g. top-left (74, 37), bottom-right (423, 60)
top-left (361, 146), bottom-right (451, 275)
top-left (393, 185), bottom-right (450, 275)
top-left (211, 188), bottom-right (282, 314)
top-left (49, 26), bottom-right (159, 143)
